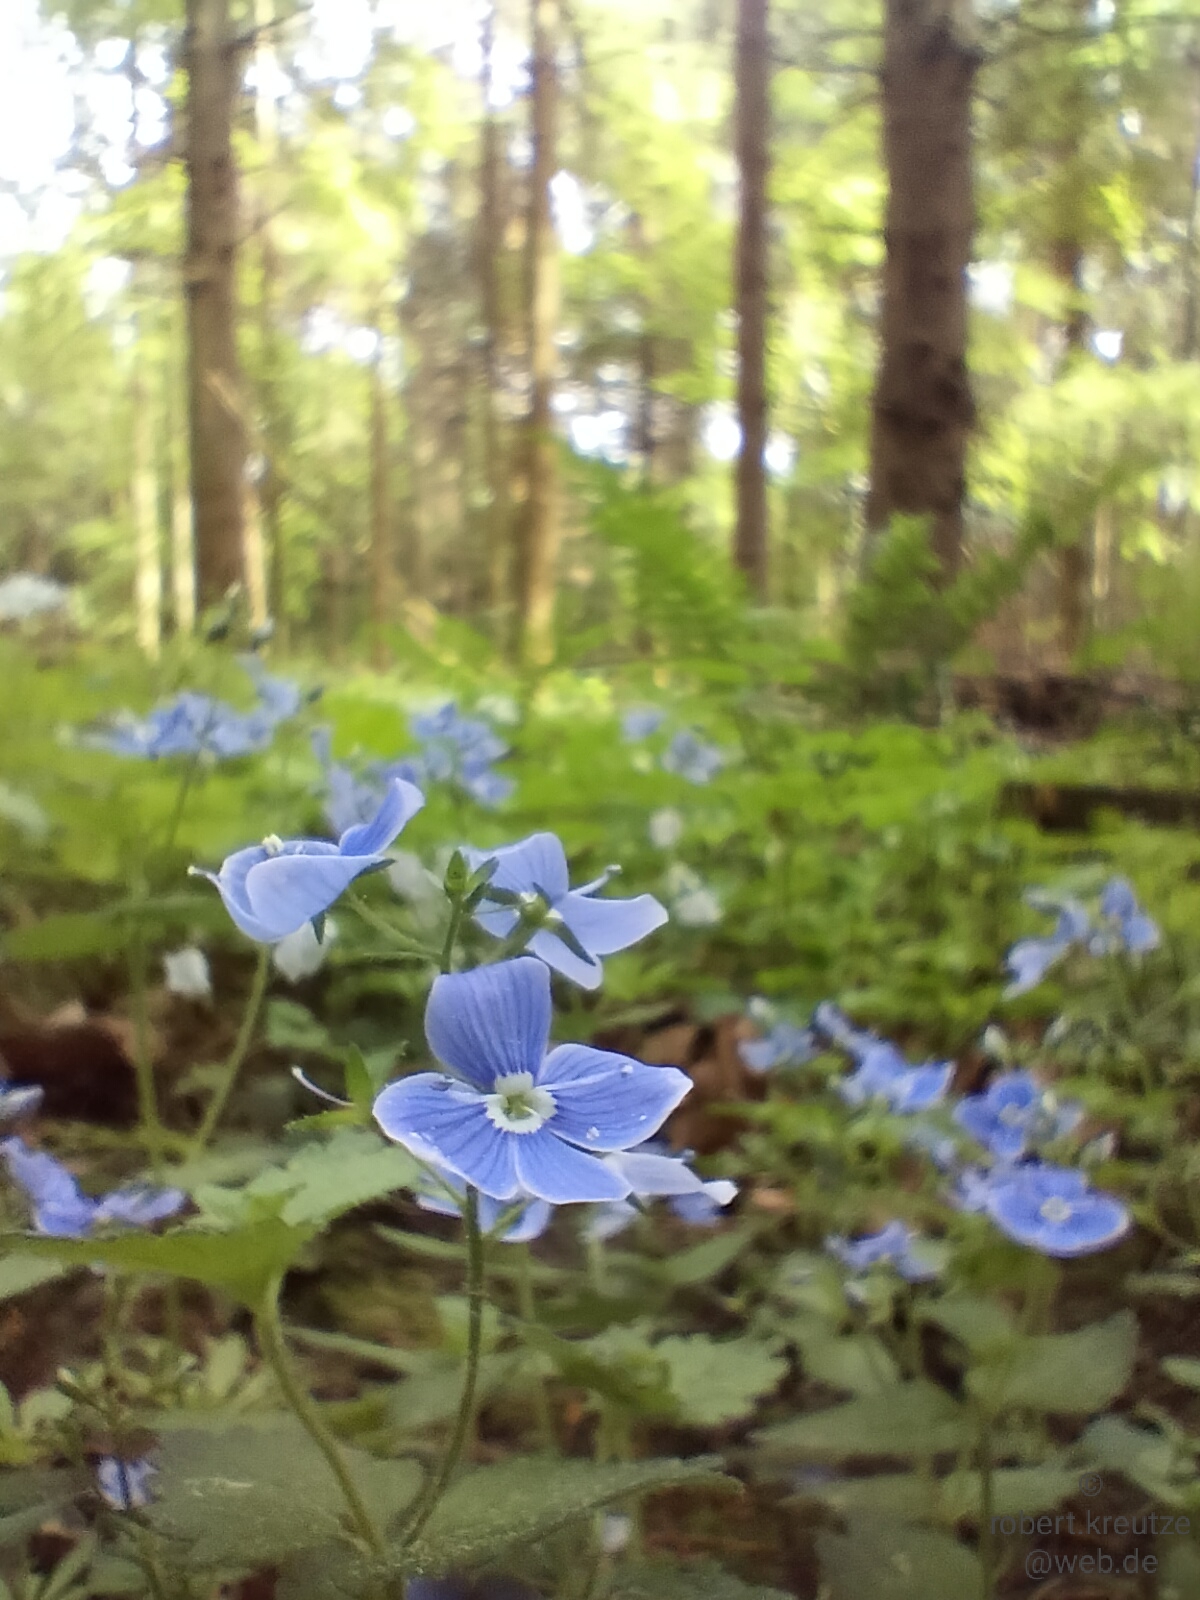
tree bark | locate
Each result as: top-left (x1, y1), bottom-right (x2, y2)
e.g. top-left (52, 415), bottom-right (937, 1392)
top-left (131, 306), bottom-right (162, 659)
top-left (254, 0), bottom-right (287, 645)
top-left (183, 0), bottom-right (247, 611)
top-left (515, 0), bottom-right (561, 667)
top-left (865, 0), bottom-right (979, 583)
top-left (1050, 237), bottom-right (1089, 659)
top-left (369, 334), bottom-right (392, 667)
top-left (168, 318), bottom-right (196, 635)
top-left (733, 0), bottom-right (771, 599)
top-left (478, 0), bottom-right (512, 634)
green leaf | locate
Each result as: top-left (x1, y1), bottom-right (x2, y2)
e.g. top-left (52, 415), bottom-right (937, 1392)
top-left (755, 1381), bottom-right (967, 1460)
top-left (609, 1561), bottom-right (792, 1600)
top-left (795, 1329), bottom-right (899, 1396)
top-left (922, 1294), bottom-right (1017, 1354)
top-left (816, 1518), bottom-right (982, 1600)
top-left (266, 999), bottom-right (334, 1054)
top-left (1162, 1356), bottom-right (1200, 1391)
top-left (655, 1335), bottom-right (786, 1426)
top-left (392, 1456), bottom-right (731, 1576)
top-left (0, 1219), bottom-right (316, 1308)
top-left (0, 1254), bottom-right (66, 1300)
top-left (146, 1414), bottom-right (422, 1570)
top-left (247, 1130), bottom-right (421, 1227)
top-left (658, 1227), bottom-right (754, 1288)
top-left (968, 1312), bottom-right (1137, 1416)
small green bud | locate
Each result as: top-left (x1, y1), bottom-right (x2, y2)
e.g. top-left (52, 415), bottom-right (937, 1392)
top-left (443, 850), bottom-right (470, 897)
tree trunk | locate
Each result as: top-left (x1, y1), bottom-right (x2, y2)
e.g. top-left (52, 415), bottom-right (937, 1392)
top-left (369, 335), bottom-right (392, 667)
top-left (515, 0), bottom-right (561, 667)
top-left (183, 0), bottom-right (247, 611)
top-left (478, 0), bottom-right (512, 634)
top-left (1050, 238), bottom-right (1090, 660)
top-left (168, 321), bottom-right (196, 635)
top-left (732, 0), bottom-right (770, 599)
top-left (131, 309), bottom-right (162, 658)
top-left (865, 0), bottom-right (978, 583)
top-left (254, 0), bottom-right (287, 645)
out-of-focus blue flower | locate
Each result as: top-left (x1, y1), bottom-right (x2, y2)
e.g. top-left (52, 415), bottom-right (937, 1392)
top-left (837, 1043), bottom-right (954, 1115)
top-left (312, 728), bottom-right (424, 836)
top-left (740, 1021), bottom-right (818, 1074)
top-left (948, 1166), bottom-right (995, 1213)
top-left (416, 1167), bottom-right (553, 1244)
top-left (464, 832), bottom-right (667, 990)
top-left (1, 1139), bottom-right (184, 1238)
top-left (981, 1163), bottom-right (1130, 1257)
top-left (92, 658), bottom-right (301, 762)
top-left (0, 574), bottom-right (69, 622)
top-left (1093, 877), bottom-right (1160, 956)
top-left (0, 1083), bottom-right (43, 1121)
top-left (193, 778), bottom-right (423, 943)
top-left (410, 701), bottom-right (514, 809)
top-left (953, 1070), bottom-right (1082, 1162)
top-left (667, 1184), bottom-right (738, 1225)
top-left (1003, 895), bottom-right (1091, 996)
top-left (825, 1221), bottom-right (940, 1283)
top-left (621, 707), bottom-right (664, 742)
top-left (585, 1143), bottom-right (736, 1238)
top-left (905, 1123), bottom-right (960, 1171)
top-left (96, 1457), bottom-right (156, 1511)
top-left (406, 1579), bottom-right (540, 1600)
top-left (373, 958), bottom-right (690, 1204)
top-left (812, 1001), bottom-right (878, 1059)
top-left (661, 730), bottom-right (723, 785)
top-left (238, 654), bottom-right (304, 723)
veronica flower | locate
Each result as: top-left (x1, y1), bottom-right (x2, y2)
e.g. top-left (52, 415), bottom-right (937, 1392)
top-left (980, 1163), bottom-right (1130, 1258)
top-left (1, 1139), bottom-right (184, 1238)
top-left (621, 707), bottom-right (664, 742)
top-left (953, 1070), bottom-right (1082, 1162)
top-left (410, 702), bottom-right (514, 808)
top-left (464, 832), bottom-right (667, 989)
top-left (740, 1020), bottom-right (817, 1074)
top-left (193, 778), bottom-right (423, 943)
top-left (405, 1580), bottom-right (540, 1600)
top-left (826, 1221), bottom-right (940, 1283)
top-left (1004, 895), bottom-right (1091, 997)
top-left (584, 1143), bottom-right (737, 1238)
top-left (661, 730), bottom-right (723, 785)
top-left (373, 958), bottom-right (690, 1203)
top-left (96, 1457), bottom-right (156, 1511)
top-left (416, 1168), bottom-right (553, 1244)
top-left (1091, 877), bottom-right (1159, 956)
top-left (837, 1042), bottom-right (953, 1115)
top-left (238, 654), bottom-right (304, 723)
top-left (163, 947), bottom-right (212, 1000)
top-left (812, 1001), bottom-right (879, 1058)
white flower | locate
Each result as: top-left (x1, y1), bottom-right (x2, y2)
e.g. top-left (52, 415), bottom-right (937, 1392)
top-left (163, 947), bottom-right (211, 1000)
top-left (675, 888), bottom-right (722, 927)
top-left (272, 918), bottom-right (337, 983)
top-left (600, 1513), bottom-right (634, 1555)
top-left (0, 574), bottom-right (69, 622)
top-left (648, 807), bottom-right (683, 850)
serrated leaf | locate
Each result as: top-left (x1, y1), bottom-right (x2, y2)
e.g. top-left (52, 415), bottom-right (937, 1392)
top-left (0, 1219), bottom-right (316, 1308)
top-left (246, 1130), bottom-right (421, 1227)
top-left (968, 1312), bottom-right (1136, 1416)
top-left (146, 1414), bottom-right (422, 1570)
top-left (655, 1335), bottom-right (786, 1426)
top-left (392, 1457), bottom-right (731, 1576)
top-left (816, 1518), bottom-right (981, 1600)
top-left (755, 1381), bottom-right (967, 1460)
top-left (609, 1560), bottom-right (791, 1600)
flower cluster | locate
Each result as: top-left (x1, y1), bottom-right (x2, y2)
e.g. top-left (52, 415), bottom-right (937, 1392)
top-left (619, 708), bottom-right (724, 785)
top-left (1004, 877), bottom-right (1159, 996)
top-left (826, 1221), bottom-right (939, 1283)
top-left (954, 1162), bottom-right (1130, 1258)
top-left (812, 1004), bottom-right (953, 1114)
top-left (407, 702), bottom-right (514, 809)
top-left (91, 658), bottom-right (303, 762)
top-left (1, 1139), bottom-right (184, 1238)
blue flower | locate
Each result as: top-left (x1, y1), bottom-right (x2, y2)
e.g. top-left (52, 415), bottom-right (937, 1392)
top-left (740, 1021), bottom-right (817, 1074)
top-left (584, 1143), bottom-right (737, 1238)
top-left (1093, 877), bottom-right (1159, 956)
top-left (238, 654), bottom-right (305, 723)
top-left (373, 958), bottom-right (690, 1204)
top-left (661, 730), bottom-right (723, 785)
top-left (825, 1221), bottom-right (940, 1283)
top-left (193, 778), bottom-right (424, 943)
top-left (953, 1071), bottom-right (1082, 1162)
top-left (96, 1457), bottom-right (156, 1511)
top-left (1003, 895), bottom-right (1090, 996)
top-left (1, 1139), bottom-right (184, 1238)
top-left (416, 1168), bottom-right (553, 1243)
top-left (464, 832), bottom-right (667, 990)
top-left (409, 702), bottom-right (513, 809)
top-left (0, 1083), bottom-right (42, 1121)
top-left (667, 1184), bottom-right (738, 1225)
top-left (837, 1043), bottom-right (953, 1115)
top-left (981, 1163), bottom-right (1130, 1258)
top-left (406, 1580), bottom-right (540, 1600)
top-left (812, 1001), bottom-right (879, 1058)
top-left (621, 707), bottom-right (664, 742)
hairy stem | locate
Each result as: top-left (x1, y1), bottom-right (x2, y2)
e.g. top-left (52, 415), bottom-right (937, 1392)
top-left (191, 945), bottom-right (271, 1152)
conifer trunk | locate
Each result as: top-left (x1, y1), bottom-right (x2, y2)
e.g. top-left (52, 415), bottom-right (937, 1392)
top-left (168, 323), bottom-right (196, 635)
top-left (369, 336), bottom-right (392, 667)
top-left (131, 306), bottom-right (162, 658)
top-left (515, 0), bottom-right (561, 667)
top-left (865, 0), bottom-right (978, 583)
top-left (183, 0), bottom-right (247, 610)
top-left (733, 0), bottom-right (770, 599)
top-left (478, 0), bottom-right (511, 632)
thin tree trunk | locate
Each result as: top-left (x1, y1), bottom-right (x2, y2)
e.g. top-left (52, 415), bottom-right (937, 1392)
top-left (183, 0), bottom-right (247, 610)
top-left (478, 0), bottom-right (512, 635)
top-left (1051, 238), bottom-right (1090, 660)
top-left (733, 0), bottom-right (770, 599)
top-left (865, 0), bottom-right (978, 583)
top-left (168, 320), bottom-right (196, 635)
top-left (515, 0), bottom-right (561, 667)
top-left (369, 334), bottom-right (392, 667)
top-left (1181, 53), bottom-right (1200, 359)
top-left (131, 306), bottom-right (162, 659)
top-left (254, 0), bottom-right (287, 644)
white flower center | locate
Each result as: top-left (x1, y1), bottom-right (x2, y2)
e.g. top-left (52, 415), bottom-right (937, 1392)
top-left (1039, 1196), bottom-right (1074, 1225)
top-left (262, 833), bottom-right (284, 856)
top-left (484, 1072), bottom-right (556, 1134)
top-left (999, 1103), bottom-right (1029, 1127)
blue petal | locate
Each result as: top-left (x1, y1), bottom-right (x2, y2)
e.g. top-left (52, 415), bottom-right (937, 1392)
top-left (525, 928), bottom-right (604, 989)
top-left (513, 1131), bottom-right (629, 1203)
top-left (1099, 877), bottom-right (1137, 922)
top-left (425, 960), bottom-right (550, 1089)
top-left (97, 1186), bottom-right (185, 1228)
top-left (466, 832), bottom-right (570, 903)
top-left (201, 847), bottom-right (281, 942)
top-left (372, 1074), bottom-right (521, 1199)
top-left (889, 1063), bottom-right (953, 1112)
top-left (242, 851), bottom-right (375, 941)
top-left (739, 1038), bottom-right (780, 1073)
top-left (540, 1046), bottom-right (691, 1149)
top-left (557, 891), bottom-right (668, 957)
top-left (474, 905), bottom-right (520, 941)
top-left (1121, 911), bottom-right (1159, 954)
top-left (338, 778), bottom-right (425, 856)
top-left (602, 1147), bottom-right (705, 1196)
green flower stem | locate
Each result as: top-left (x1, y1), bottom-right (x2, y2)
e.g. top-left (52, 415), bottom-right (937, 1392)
top-left (127, 913), bottom-right (166, 1168)
top-left (190, 945), bottom-right (272, 1153)
top-left (254, 1270), bottom-right (384, 1558)
top-left (976, 1410), bottom-right (997, 1599)
top-left (162, 750), bottom-right (202, 857)
top-left (440, 897), bottom-right (466, 974)
top-left (397, 1187), bottom-right (486, 1548)
top-left (517, 1244), bottom-right (557, 1453)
